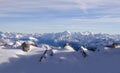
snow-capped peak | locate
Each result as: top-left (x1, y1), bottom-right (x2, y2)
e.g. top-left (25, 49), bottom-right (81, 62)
top-left (81, 31), bottom-right (93, 35)
top-left (63, 43), bottom-right (75, 52)
top-left (62, 30), bottom-right (71, 35)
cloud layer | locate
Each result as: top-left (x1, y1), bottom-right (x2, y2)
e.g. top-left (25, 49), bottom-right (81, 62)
top-left (0, 0), bottom-right (120, 18)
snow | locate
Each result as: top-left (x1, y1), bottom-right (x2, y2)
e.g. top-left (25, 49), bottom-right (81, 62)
top-left (81, 46), bottom-right (88, 51)
top-left (29, 37), bottom-right (38, 41)
top-left (0, 31), bottom-right (120, 73)
top-left (64, 43), bottom-right (76, 52)
top-left (0, 45), bottom-right (120, 73)
top-left (0, 48), bottom-right (25, 64)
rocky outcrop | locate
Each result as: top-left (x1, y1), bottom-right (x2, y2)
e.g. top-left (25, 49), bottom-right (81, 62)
top-left (105, 43), bottom-right (120, 48)
top-left (21, 42), bottom-right (38, 52)
top-left (21, 42), bottom-right (30, 52)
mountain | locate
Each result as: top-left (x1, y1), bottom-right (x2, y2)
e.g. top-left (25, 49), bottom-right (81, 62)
top-left (63, 43), bottom-right (76, 52)
top-left (0, 31), bottom-right (120, 73)
top-left (0, 31), bottom-right (120, 50)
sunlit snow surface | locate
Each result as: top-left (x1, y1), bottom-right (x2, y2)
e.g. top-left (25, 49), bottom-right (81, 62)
top-left (0, 45), bottom-right (120, 73)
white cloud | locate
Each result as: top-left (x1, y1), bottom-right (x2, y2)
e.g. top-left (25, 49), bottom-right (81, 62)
top-left (0, 0), bottom-right (120, 18)
top-left (0, 0), bottom-right (119, 10)
top-left (72, 17), bottom-right (120, 23)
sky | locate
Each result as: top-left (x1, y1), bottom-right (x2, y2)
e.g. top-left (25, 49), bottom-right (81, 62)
top-left (0, 0), bottom-right (120, 34)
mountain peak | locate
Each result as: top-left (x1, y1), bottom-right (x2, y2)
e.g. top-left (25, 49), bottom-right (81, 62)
top-left (62, 30), bottom-right (71, 35)
top-left (63, 43), bottom-right (75, 52)
top-left (81, 31), bottom-right (93, 35)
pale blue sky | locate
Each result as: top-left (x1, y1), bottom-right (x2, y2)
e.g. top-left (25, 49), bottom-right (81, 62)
top-left (0, 0), bottom-right (120, 34)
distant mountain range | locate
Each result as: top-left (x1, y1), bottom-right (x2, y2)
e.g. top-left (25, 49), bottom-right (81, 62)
top-left (0, 31), bottom-right (120, 50)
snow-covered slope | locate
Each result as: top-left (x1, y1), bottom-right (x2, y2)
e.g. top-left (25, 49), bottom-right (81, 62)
top-left (0, 44), bottom-right (120, 73)
top-left (0, 31), bottom-right (120, 73)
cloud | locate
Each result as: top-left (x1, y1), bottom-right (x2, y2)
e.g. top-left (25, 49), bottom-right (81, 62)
top-left (0, 0), bottom-right (119, 11)
top-left (0, 0), bottom-right (120, 19)
top-left (72, 17), bottom-right (120, 23)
